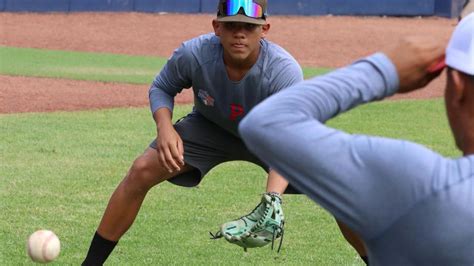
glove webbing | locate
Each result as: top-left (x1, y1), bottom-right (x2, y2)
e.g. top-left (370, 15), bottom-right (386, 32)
top-left (209, 201), bottom-right (263, 240)
top-left (210, 193), bottom-right (285, 252)
top-left (252, 193), bottom-right (284, 252)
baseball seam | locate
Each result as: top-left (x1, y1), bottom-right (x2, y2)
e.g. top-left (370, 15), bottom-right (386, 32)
top-left (42, 231), bottom-right (56, 262)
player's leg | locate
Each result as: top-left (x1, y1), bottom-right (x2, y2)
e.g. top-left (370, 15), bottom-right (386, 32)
top-left (336, 219), bottom-right (368, 264)
top-left (82, 148), bottom-right (193, 265)
top-left (266, 170), bottom-right (289, 194)
top-left (97, 148), bottom-right (193, 240)
top-left (83, 111), bottom-right (237, 265)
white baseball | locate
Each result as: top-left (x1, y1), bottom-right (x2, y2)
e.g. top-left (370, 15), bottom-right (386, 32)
top-left (27, 230), bottom-right (61, 263)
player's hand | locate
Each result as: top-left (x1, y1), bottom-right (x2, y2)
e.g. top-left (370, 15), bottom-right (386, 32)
top-left (385, 36), bottom-right (447, 94)
top-left (156, 123), bottom-right (185, 173)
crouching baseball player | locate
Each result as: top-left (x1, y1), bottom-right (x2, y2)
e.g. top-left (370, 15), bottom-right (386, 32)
top-left (82, 0), bottom-right (307, 264)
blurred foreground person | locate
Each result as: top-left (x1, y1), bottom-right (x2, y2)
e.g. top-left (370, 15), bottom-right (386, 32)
top-left (240, 14), bottom-right (474, 266)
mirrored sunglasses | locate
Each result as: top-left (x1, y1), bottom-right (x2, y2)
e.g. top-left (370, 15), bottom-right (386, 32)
top-left (223, 0), bottom-right (264, 19)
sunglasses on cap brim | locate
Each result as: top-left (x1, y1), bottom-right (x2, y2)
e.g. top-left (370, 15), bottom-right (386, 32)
top-left (223, 0), bottom-right (265, 19)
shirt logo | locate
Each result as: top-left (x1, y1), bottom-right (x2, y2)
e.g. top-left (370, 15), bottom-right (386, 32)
top-left (230, 104), bottom-right (245, 121)
top-left (198, 89), bottom-right (215, 107)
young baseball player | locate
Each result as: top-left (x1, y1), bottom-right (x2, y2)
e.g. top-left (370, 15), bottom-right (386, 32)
top-left (239, 13), bottom-right (474, 265)
top-left (82, 0), bottom-right (304, 264)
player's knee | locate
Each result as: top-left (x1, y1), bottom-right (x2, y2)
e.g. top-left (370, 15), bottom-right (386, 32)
top-left (125, 157), bottom-right (162, 192)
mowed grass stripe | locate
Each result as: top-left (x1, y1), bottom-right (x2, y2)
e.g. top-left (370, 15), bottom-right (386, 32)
top-left (0, 46), bottom-right (165, 84)
top-left (0, 46), bottom-right (330, 84)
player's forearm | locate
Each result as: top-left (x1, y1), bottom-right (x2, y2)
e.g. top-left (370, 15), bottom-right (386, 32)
top-left (301, 53), bottom-right (398, 122)
top-left (153, 108), bottom-right (174, 130)
top-left (241, 53), bottom-right (399, 132)
top-left (240, 53), bottom-right (397, 139)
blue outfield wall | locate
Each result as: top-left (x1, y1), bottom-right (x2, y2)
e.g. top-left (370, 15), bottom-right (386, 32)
top-left (325, 0), bottom-right (433, 16)
top-left (0, 0), bottom-right (466, 18)
top-left (5, 0), bottom-right (69, 12)
top-left (435, 0), bottom-right (466, 17)
top-left (269, 0), bottom-right (434, 16)
top-left (135, 0), bottom-right (201, 13)
top-left (201, 0), bottom-right (219, 13)
top-left (70, 0), bottom-right (134, 12)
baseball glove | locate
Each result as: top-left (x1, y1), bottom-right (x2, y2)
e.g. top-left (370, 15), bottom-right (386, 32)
top-left (210, 192), bottom-right (285, 252)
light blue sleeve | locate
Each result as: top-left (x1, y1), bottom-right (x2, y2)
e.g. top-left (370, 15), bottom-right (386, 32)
top-left (148, 43), bottom-right (194, 115)
top-left (239, 53), bottom-right (445, 239)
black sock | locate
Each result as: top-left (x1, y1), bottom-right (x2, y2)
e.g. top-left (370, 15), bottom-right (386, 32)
top-left (82, 232), bottom-right (118, 266)
top-left (361, 256), bottom-right (369, 265)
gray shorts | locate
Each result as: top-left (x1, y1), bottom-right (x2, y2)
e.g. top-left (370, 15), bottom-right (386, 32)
top-left (150, 111), bottom-right (300, 194)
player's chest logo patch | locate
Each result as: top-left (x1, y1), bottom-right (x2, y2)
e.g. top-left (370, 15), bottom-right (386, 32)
top-left (198, 89), bottom-right (215, 107)
top-left (229, 103), bottom-right (244, 121)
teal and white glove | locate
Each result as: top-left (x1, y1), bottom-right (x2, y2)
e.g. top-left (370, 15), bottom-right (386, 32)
top-left (210, 192), bottom-right (285, 252)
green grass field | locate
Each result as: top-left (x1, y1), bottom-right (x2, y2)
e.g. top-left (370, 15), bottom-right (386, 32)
top-left (0, 46), bottom-right (330, 82)
top-left (0, 46), bottom-right (459, 265)
top-left (0, 46), bottom-right (166, 84)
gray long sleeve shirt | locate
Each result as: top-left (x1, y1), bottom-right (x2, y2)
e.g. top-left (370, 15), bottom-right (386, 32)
top-left (149, 33), bottom-right (303, 137)
top-left (239, 53), bottom-right (474, 265)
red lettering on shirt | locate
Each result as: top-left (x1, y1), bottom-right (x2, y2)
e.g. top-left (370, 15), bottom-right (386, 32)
top-left (229, 104), bottom-right (244, 121)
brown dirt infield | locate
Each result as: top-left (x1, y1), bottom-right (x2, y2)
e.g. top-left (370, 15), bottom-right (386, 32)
top-left (0, 13), bottom-right (455, 114)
